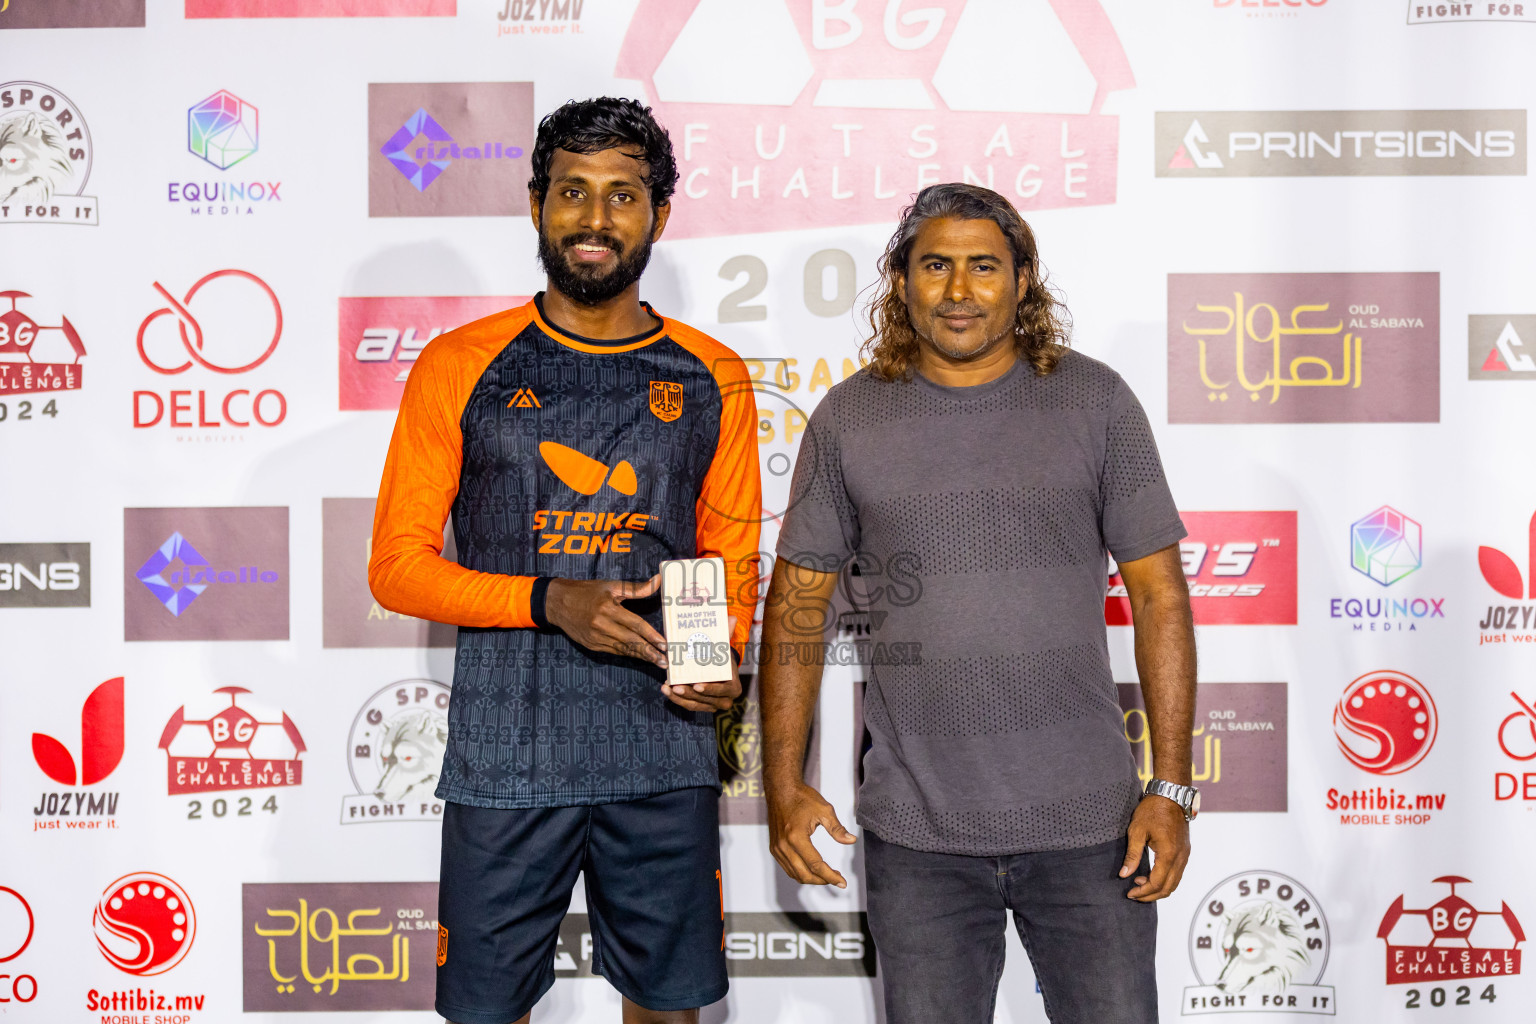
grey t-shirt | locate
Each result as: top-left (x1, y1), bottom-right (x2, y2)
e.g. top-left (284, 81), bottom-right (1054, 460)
top-left (777, 352), bottom-right (1186, 855)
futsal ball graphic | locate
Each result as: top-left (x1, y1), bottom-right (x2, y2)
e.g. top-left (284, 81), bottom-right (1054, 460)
top-left (1332, 670), bottom-right (1437, 776)
top-left (93, 872), bottom-right (196, 976)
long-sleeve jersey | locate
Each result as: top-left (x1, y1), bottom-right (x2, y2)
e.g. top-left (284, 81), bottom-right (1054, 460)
top-left (369, 295), bottom-right (761, 808)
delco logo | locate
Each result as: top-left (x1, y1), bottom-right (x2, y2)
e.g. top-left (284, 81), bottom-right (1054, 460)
top-left (1107, 511), bottom-right (1296, 625)
top-left (338, 296), bottom-right (526, 411)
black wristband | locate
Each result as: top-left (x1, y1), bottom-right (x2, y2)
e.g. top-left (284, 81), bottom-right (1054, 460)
top-left (529, 576), bottom-right (554, 629)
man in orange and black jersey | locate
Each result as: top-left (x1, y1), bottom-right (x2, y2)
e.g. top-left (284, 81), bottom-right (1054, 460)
top-left (370, 97), bottom-right (761, 1024)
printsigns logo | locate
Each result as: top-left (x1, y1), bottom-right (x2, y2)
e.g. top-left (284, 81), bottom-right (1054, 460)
top-left (124, 508), bottom-right (289, 642)
top-left (189, 0), bottom-right (454, 16)
top-left (0, 0), bottom-right (145, 27)
top-left (189, 91), bottom-right (256, 169)
top-left (242, 882), bottom-right (438, 1011)
top-left (341, 680), bottom-right (450, 824)
top-left (158, 687), bottom-right (305, 795)
top-left (1333, 670), bottom-right (1437, 776)
top-left (368, 83), bottom-right (533, 217)
top-left (338, 295), bottom-right (525, 410)
top-left (1409, 2), bottom-right (1534, 24)
top-left (1378, 877), bottom-right (1524, 984)
top-left (0, 290), bottom-right (86, 394)
top-left (1167, 273), bottom-right (1439, 424)
top-left (94, 873), bottom-right (196, 976)
top-left (613, 0), bottom-right (1134, 238)
top-left (1184, 871), bottom-right (1334, 1015)
top-left (1477, 509), bottom-right (1536, 642)
top-left (1108, 511), bottom-right (1296, 625)
top-left (0, 81), bottom-right (98, 225)
top-left (0, 541), bottom-right (89, 607)
top-left (1156, 110), bottom-right (1523, 177)
top-left (1469, 316), bottom-right (1536, 380)
top-left (1120, 683), bottom-right (1286, 813)
top-left (133, 270), bottom-right (287, 430)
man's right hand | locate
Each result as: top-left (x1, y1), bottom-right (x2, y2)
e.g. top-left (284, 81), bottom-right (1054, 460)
top-left (767, 780), bottom-right (857, 889)
top-left (544, 576), bottom-right (669, 669)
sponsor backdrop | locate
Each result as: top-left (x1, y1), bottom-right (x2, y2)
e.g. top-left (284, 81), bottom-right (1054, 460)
top-left (1, 1), bottom-right (1532, 1022)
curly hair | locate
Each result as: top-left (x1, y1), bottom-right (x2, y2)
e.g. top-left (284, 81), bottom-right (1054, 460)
top-left (528, 96), bottom-right (680, 211)
top-left (863, 183), bottom-right (1071, 381)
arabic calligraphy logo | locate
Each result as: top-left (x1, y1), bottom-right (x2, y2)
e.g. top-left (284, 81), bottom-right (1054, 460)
top-left (1184, 291), bottom-right (1360, 405)
top-left (136, 269), bottom-right (282, 375)
top-left (1350, 506), bottom-right (1422, 586)
top-left (1333, 670), bottom-right (1437, 776)
top-left (252, 895), bottom-right (412, 996)
top-left (94, 872), bottom-right (196, 976)
top-left (0, 887), bottom-right (34, 963)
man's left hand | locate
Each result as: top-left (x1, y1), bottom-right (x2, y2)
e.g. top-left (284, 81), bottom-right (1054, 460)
top-left (661, 616), bottom-right (742, 713)
top-left (1120, 794), bottom-right (1191, 901)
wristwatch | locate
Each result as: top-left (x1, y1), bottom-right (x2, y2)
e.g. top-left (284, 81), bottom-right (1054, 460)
top-left (1144, 779), bottom-right (1200, 821)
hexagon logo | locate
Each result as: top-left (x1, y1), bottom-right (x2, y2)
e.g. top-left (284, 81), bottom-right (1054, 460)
top-left (188, 90), bottom-right (258, 170)
top-left (1351, 506), bottom-right (1422, 586)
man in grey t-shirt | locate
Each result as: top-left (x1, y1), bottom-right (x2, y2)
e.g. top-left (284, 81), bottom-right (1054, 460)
top-left (758, 184), bottom-right (1198, 1023)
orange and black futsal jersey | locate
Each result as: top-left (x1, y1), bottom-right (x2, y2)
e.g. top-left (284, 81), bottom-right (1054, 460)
top-left (369, 294), bottom-right (761, 809)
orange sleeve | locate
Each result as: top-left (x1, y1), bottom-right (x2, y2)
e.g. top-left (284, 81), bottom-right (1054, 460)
top-left (669, 323), bottom-right (763, 657)
top-left (368, 308), bottom-right (538, 629)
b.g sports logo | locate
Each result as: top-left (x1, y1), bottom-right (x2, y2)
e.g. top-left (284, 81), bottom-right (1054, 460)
top-left (1108, 511), bottom-right (1296, 625)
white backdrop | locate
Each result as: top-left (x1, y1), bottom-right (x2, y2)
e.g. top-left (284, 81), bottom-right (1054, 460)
top-left (3, 2), bottom-right (1535, 1022)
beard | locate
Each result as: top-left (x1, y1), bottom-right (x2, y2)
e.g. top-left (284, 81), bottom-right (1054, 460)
top-left (537, 224), bottom-right (654, 306)
top-left (918, 300), bottom-right (1016, 361)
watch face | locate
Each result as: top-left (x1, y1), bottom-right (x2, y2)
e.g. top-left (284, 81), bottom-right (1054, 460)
top-left (1189, 789), bottom-right (1201, 819)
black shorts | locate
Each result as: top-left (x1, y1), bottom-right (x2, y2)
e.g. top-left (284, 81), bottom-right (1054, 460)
top-left (435, 787), bottom-right (727, 1024)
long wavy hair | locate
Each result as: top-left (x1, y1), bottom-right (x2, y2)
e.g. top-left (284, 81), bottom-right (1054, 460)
top-left (863, 183), bottom-right (1071, 381)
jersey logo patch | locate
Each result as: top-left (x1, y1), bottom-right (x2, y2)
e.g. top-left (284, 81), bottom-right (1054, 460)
top-left (540, 441), bottom-right (638, 496)
top-left (507, 387), bottom-right (541, 409)
top-left (649, 380), bottom-right (683, 422)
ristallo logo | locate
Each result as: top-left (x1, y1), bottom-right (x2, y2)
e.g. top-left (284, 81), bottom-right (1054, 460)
top-left (1378, 877), bottom-right (1523, 987)
top-left (1477, 509), bottom-right (1536, 643)
top-left (612, 0), bottom-right (1134, 238)
top-left (1183, 871), bottom-right (1334, 1016)
top-left (1107, 511), bottom-right (1296, 625)
top-left (124, 507), bottom-right (289, 642)
top-left (1328, 506), bottom-right (1446, 634)
top-left (1470, 316), bottom-right (1536, 380)
top-left (0, 289), bottom-right (86, 397)
top-left (0, 81), bottom-right (98, 225)
top-left (132, 269), bottom-right (287, 432)
top-left (369, 83), bottom-right (532, 217)
top-left (158, 686), bottom-right (305, 798)
top-left (167, 91), bottom-right (282, 218)
top-left (94, 873), bottom-right (196, 978)
top-left (31, 677), bottom-right (124, 831)
top-left (338, 295), bottom-right (525, 410)
top-left (1167, 274), bottom-right (1439, 424)
top-left (1327, 670), bottom-right (1446, 827)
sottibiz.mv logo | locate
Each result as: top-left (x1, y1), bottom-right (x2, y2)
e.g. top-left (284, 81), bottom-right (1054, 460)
top-left (1478, 509), bottom-right (1536, 642)
top-left (1379, 877), bottom-right (1523, 992)
top-left (32, 677), bottom-right (123, 828)
top-left (612, 0), bottom-right (1133, 238)
top-left (89, 872), bottom-right (207, 1016)
top-left (1108, 511), bottom-right (1296, 625)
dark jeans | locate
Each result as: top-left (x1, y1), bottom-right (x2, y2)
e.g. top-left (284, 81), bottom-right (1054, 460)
top-left (865, 831), bottom-right (1158, 1024)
